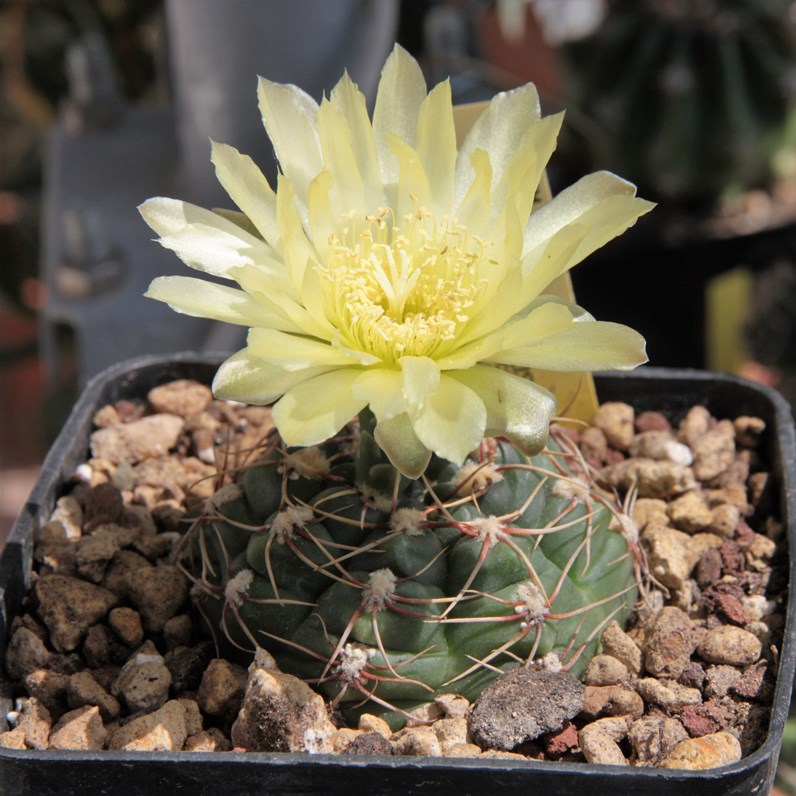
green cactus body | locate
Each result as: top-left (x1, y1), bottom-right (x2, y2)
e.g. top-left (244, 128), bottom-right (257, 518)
top-left (187, 417), bottom-right (639, 718)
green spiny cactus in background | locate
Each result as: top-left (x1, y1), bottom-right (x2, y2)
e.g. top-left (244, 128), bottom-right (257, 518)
top-left (561, 0), bottom-right (796, 207)
top-left (182, 412), bottom-right (639, 719)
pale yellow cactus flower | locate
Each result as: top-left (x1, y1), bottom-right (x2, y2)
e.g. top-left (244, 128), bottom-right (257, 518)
top-left (142, 45), bottom-right (651, 477)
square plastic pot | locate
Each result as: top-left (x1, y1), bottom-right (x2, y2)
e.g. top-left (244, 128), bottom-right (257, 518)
top-left (1, 353), bottom-right (794, 795)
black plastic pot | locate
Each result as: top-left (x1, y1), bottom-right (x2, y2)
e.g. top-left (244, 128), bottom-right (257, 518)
top-left (1, 353), bottom-right (794, 795)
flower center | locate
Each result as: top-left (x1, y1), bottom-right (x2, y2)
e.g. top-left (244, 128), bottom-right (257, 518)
top-left (321, 207), bottom-right (490, 363)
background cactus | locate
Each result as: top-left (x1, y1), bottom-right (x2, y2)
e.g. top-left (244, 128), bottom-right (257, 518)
top-left (560, 0), bottom-right (796, 207)
top-left (183, 412), bottom-right (639, 720)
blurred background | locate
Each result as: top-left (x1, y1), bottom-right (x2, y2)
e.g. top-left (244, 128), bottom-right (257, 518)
top-left (1, 0), bottom-right (796, 539)
top-left (1, 0), bottom-right (796, 787)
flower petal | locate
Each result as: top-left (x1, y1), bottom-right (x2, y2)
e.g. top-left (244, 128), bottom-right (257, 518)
top-left (229, 262), bottom-right (333, 340)
top-left (329, 71), bottom-right (384, 211)
top-left (145, 275), bottom-right (293, 330)
top-left (373, 44), bottom-right (426, 201)
top-left (139, 197), bottom-right (279, 281)
top-left (246, 328), bottom-right (370, 371)
top-left (416, 80), bottom-right (456, 217)
top-left (454, 83), bottom-right (542, 208)
top-left (353, 368), bottom-right (404, 421)
top-left (213, 349), bottom-right (333, 405)
top-left (523, 171), bottom-right (655, 267)
top-left (449, 366), bottom-right (555, 455)
top-left (272, 369), bottom-right (367, 446)
top-left (257, 77), bottom-right (321, 210)
top-left (411, 376), bottom-right (486, 464)
top-left (317, 96), bottom-right (367, 218)
top-left (374, 413), bottom-right (432, 478)
top-left (487, 319), bottom-right (649, 372)
top-left (277, 175), bottom-right (320, 291)
top-left (210, 141), bottom-right (280, 251)
top-left (400, 356), bottom-right (441, 413)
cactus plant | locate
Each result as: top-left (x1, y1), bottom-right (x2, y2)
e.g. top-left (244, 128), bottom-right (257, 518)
top-left (561, 0), bottom-right (796, 207)
top-left (184, 411), bottom-right (640, 717)
top-left (141, 44), bottom-right (652, 717)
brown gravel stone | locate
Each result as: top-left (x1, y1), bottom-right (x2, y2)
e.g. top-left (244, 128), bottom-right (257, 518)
top-left (49, 705), bottom-right (107, 750)
top-left (358, 713), bottom-right (393, 738)
top-left (393, 727), bottom-right (442, 757)
top-left (580, 685), bottom-right (644, 720)
top-left (468, 668), bottom-right (584, 750)
top-left (579, 426), bottom-right (609, 467)
top-left (10, 698), bottom-right (52, 750)
top-left (733, 416), bottom-right (766, 448)
top-left (704, 665), bottom-right (743, 700)
top-left (90, 413), bottom-right (185, 465)
top-left (112, 643), bottom-right (172, 713)
top-left (709, 503), bottom-right (741, 537)
top-left (183, 727), bottom-right (233, 752)
top-left (543, 721), bottom-right (580, 758)
top-left (230, 652), bottom-right (336, 753)
top-left (678, 406), bottom-right (712, 447)
top-left (644, 607), bottom-right (697, 678)
top-left (5, 626), bottom-right (52, 680)
top-left (0, 728), bottom-right (27, 749)
top-left (593, 402), bottom-right (635, 451)
top-left (660, 731), bottom-right (742, 770)
top-left (108, 607), bottom-right (145, 648)
top-left (583, 654), bottom-right (629, 686)
top-left (579, 716), bottom-right (632, 766)
top-left (125, 564), bottom-right (189, 632)
top-left (695, 547), bottom-right (723, 588)
top-left (67, 671), bottom-right (121, 721)
top-left (631, 498), bottom-right (669, 531)
top-left (635, 411), bottom-right (671, 433)
top-left (101, 550), bottom-right (153, 597)
top-left (680, 701), bottom-right (731, 737)
top-left (163, 615), bottom-right (194, 650)
top-left (641, 525), bottom-right (701, 590)
top-left (34, 574), bottom-right (119, 652)
top-left (108, 700), bottom-right (188, 752)
top-left (49, 496), bottom-right (83, 541)
top-left (628, 716), bottom-right (688, 765)
top-left (83, 483), bottom-right (125, 529)
top-left (601, 621), bottom-right (643, 676)
top-left (22, 669), bottom-right (69, 719)
top-left (602, 459), bottom-right (698, 500)
top-left (697, 626), bottom-right (762, 666)
top-left (666, 491), bottom-right (712, 533)
top-left (147, 380), bottom-right (213, 417)
top-left (433, 717), bottom-right (469, 752)
top-left (630, 431), bottom-right (693, 465)
top-left (342, 732), bottom-right (393, 756)
top-left (636, 679), bottom-right (702, 712)
top-left (196, 659), bottom-right (247, 719)
top-left (691, 427), bottom-right (736, 482)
